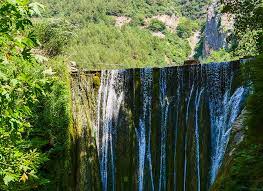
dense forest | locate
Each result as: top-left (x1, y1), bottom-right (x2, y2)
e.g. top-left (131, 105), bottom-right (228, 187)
top-left (0, 0), bottom-right (262, 190)
top-left (32, 0), bottom-right (212, 69)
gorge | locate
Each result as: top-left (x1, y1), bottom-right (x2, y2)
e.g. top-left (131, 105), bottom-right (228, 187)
top-left (71, 61), bottom-right (249, 191)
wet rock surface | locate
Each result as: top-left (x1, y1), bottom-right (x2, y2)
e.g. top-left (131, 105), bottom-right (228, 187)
top-left (72, 61), bottom-right (248, 191)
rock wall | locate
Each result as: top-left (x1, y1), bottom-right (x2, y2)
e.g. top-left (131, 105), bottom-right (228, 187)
top-left (202, 1), bottom-right (234, 57)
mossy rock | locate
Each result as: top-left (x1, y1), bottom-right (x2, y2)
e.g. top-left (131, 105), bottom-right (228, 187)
top-left (93, 75), bottom-right (101, 88)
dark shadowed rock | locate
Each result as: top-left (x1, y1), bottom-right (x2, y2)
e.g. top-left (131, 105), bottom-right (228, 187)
top-left (184, 59), bottom-right (201, 65)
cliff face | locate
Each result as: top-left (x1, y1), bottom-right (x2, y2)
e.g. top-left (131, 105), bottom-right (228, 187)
top-left (71, 72), bottom-right (102, 191)
top-left (202, 1), bottom-right (234, 57)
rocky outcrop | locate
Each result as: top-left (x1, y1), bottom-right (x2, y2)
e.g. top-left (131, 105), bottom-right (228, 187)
top-left (143, 14), bottom-right (180, 38)
top-left (114, 16), bottom-right (132, 27)
top-left (202, 1), bottom-right (234, 57)
top-left (152, 14), bottom-right (179, 32)
top-left (188, 31), bottom-right (201, 58)
top-left (184, 59), bottom-right (201, 65)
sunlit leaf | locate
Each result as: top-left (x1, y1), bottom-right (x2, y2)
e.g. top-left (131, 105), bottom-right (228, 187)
top-left (3, 174), bottom-right (16, 185)
top-left (20, 173), bottom-right (28, 183)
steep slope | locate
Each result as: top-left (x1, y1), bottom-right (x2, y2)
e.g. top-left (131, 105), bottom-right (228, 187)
top-left (202, 0), bottom-right (234, 57)
top-left (34, 0), bottom-right (211, 69)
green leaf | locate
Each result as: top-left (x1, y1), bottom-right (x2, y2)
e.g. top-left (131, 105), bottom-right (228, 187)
top-left (10, 79), bottom-right (18, 86)
top-left (3, 173), bottom-right (16, 185)
top-left (0, 71), bottom-right (7, 81)
top-left (29, 2), bottom-right (45, 17)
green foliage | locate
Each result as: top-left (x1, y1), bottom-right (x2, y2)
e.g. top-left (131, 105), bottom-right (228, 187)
top-left (0, 57), bottom-right (73, 190)
top-left (176, 17), bottom-right (199, 38)
top-left (0, 0), bottom-right (37, 62)
top-left (31, 0), bottom-right (209, 69)
top-left (222, 0), bottom-right (263, 57)
top-left (245, 55), bottom-right (263, 142)
top-left (67, 23), bottom-right (191, 69)
top-left (212, 140), bottom-right (263, 191)
top-left (0, 59), bottom-right (50, 190)
top-left (148, 19), bottom-right (166, 32)
top-left (29, 0), bottom-right (206, 69)
top-left (164, 32), bottom-right (192, 63)
top-left (178, 0), bottom-right (212, 19)
top-left (34, 19), bottom-right (74, 56)
top-left (35, 0), bottom-right (181, 23)
top-left (234, 29), bottom-right (262, 57)
top-left (129, 14), bottom-right (145, 26)
top-left (202, 49), bottom-right (235, 63)
top-left (0, 1), bottom-right (47, 189)
top-left (31, 57), bottom-right (74, 190)
top-left (0, 1), bottom-right (73, 190)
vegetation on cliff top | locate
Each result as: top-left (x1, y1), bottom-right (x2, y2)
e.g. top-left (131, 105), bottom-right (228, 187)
top-left (67, 23), bottom-right (191, 69)
top-left (205, 0), bottom-right (263, 62)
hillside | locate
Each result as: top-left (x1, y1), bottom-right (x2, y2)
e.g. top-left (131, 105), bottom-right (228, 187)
top-left (33, 0), bottom-right (211, 69)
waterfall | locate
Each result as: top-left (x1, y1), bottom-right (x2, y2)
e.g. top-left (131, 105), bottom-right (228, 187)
top-left (96, 70), bottom-right (124, 191)
top-left (195, 88), bottom-right (204, 191)
top-left (206, 62), bottom-right (248, 184)
top-left (183, 82), bottom-right (194, 191)
top-left (88, 61), bottom-right (248, 191)
top-left (136, 68), bottom-right (154, 191)
top-left (173, 67), bottom-right (183, 191)
top-left (158, 69), bottom-right (169, 191)
top-left (208, 86), bottom-right (247, 184)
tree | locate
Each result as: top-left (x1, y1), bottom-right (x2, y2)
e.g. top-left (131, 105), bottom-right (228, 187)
top-left (0, 1), bottom-right (49, 190)
top-left (176, 17), bottom-right (199, 38)
top-left (221, 0), bottom-right (263, 56)
top-left (148, 19), bottom-right (166, 32)
top-left (0, 0), bottom-right (38, 62)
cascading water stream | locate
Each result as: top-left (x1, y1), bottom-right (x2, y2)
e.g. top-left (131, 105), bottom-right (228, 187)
top-left (206, 63), bottom-right (248, 184)
top-left (209, 86), bottom-right (247, 183)
top-left (183, 82), bottom-right (195, 191)
top-left (195, 88), bottom-right (204, 191)
top-left (158, 69), bottom-right (169, 191)
top-left (96, 70), bottom-right (124, 191)
top-left (136, 68), bottom-right (154, 191)
top-left (173, 67), bottom-right (183, 191)
top-left (89, 61), bottom-right (248, 191)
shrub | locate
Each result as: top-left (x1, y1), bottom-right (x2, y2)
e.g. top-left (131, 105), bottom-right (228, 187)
top-left (202, 49), bottom-right (234, 63)
top-left (129, 14), bottom-right (145, 26)
top-left (34, 19), bottom-right (74, 57)
top-left (147, 19), bottom-right (166, 32)
top-left (177, 17), bottom-right (199, 38)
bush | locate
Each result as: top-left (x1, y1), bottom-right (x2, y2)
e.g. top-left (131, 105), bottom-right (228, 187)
top-left (177, 17), bottom-right (199, 38)
top-left (129, 14), bottom-right (145, 26)
top-left (34, 19), bottom-right (74, 56)
top-left (0, 1), bottom-right (73, 190)
top-left (245, 54), bottom-right (263, 142)
top-left (147, 19), bottom-right (166, 32)
top-left (202, 49), bottom-right (234, 63)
